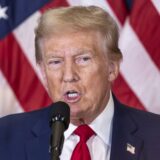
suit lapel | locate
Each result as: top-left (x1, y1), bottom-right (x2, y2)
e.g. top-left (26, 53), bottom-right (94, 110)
top-left (25, 108), bottom-right (51, 160)
top-left (110, 97), bottom-right (144, 160)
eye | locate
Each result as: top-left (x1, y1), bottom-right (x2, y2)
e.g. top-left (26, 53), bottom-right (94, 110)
top-left (46, 58), bottom-right (63, 69)
top-left (82, 57), bottom-right (91, 61)
top-left (48, 60), bottom-right (61, 65)
top-left (76, 55), bottom-right (92, 65)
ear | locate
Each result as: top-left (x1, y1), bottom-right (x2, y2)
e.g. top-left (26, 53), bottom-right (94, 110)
top-left (108, 60), bottom-right (120, 82)
top-left (38, 62), bottom-right (48, 91)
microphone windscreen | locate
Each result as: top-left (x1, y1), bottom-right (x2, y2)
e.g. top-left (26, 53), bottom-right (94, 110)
top-left (50, 101), bottom-right (70, 130)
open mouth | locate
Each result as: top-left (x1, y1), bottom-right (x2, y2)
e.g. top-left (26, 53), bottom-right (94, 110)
top-left (63, 90), bottom-right (81, 103)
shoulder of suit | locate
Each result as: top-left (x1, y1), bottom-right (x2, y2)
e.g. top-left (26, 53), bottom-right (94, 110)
top-left (120, 103), bottom-right (160, 131)
top-left (0, 106), bottom-right (51, 132)
top-left (113, 94), bottom-right (160, 124)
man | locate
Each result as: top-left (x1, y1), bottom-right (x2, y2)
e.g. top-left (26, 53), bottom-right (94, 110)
top-left (0, 6), bottom-right (160, 160)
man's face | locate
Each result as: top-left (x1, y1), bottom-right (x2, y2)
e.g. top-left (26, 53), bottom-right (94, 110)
top-left (40, 31), bottom-right (119, 125)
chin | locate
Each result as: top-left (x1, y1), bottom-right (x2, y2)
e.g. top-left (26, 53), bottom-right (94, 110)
top-left (70, 108), bottom-right (83, 119)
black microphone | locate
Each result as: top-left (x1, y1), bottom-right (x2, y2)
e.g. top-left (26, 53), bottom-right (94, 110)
top-left (49, 101), bottom-right (70, 160)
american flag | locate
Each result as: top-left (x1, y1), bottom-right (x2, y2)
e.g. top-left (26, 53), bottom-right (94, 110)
top-left (0, 0), bottom-right (160, 117)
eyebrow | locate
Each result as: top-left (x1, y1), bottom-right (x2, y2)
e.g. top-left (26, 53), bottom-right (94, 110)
top-left (44, 48), bottom-right (95, 59)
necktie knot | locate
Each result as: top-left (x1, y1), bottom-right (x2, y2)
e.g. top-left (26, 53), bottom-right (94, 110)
top-left (71, 125), bottom-right (95, 160)
top-left (74, 124), bottom-right (95, 142)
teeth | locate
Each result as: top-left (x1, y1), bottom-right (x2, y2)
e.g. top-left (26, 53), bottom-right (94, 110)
top-left (67, 93), bottom-right (78, 98)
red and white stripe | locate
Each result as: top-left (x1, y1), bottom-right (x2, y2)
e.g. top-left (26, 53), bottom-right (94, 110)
top-left (0, 0), bottom-right (160, 117)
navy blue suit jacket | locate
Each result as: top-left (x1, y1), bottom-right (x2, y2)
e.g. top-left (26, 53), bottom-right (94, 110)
top-left (0, 97), bottom-right (160, 160)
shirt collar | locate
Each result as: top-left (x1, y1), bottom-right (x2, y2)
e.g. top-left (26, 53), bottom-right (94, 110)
top-left (64, 122), bottom-right (77, 140)
top-left (64, 93), bottom-right (114, 147)
top-left (89, 93), bottom-right (114, 147)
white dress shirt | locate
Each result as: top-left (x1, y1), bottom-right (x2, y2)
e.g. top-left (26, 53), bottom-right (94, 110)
top-left (60, 94), bottom-right (114, 160)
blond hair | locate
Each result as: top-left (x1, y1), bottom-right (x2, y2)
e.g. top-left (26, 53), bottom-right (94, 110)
top-left (35, 6), bottom-right (122, 63)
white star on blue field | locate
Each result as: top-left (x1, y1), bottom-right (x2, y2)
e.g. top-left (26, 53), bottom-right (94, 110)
top-left (0, 5), bottom-right (8, 20)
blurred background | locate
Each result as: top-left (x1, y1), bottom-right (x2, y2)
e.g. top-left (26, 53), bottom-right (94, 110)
top-left (0, 0), bottom-right (160, 117)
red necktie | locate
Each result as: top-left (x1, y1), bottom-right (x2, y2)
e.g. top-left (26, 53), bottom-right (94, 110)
top-left (71, 125), bottom-right (95, 160)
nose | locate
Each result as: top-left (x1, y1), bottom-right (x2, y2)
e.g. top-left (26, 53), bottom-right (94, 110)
top-left (63, 61), bottom-right (79, 83)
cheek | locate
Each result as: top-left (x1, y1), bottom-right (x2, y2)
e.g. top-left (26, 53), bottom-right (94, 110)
top-left (86, 78), bottom-right (108, 100)
top-left (83, 67), bottom-right (109, 97)
top-left (86, 63), bottom-right (109, 85)
top-left (45, 71), bottom-right (62, 100)
top-left (84, 69), bottom-right (107, 95)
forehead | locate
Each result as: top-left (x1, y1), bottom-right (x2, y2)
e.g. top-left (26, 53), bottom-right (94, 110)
top-left (41, 31), bottom-right (106, 57)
